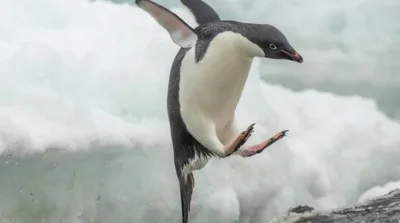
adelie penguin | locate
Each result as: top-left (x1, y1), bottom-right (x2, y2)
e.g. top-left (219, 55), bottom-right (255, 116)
top-left (135, 0), bottom-right (303, 222)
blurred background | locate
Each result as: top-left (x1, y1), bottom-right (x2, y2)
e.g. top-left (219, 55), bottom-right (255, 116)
top-left (0, 0), bottom-right (399, 222)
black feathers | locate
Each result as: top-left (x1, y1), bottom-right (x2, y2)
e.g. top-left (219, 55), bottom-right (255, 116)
top-left (179, 172), bottom-right (194, 223)
top-left (181, 0), bottom-right (221, 25)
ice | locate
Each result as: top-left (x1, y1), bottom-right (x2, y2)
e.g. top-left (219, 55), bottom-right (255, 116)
top-left (0, 0), bottom-right (399, 222)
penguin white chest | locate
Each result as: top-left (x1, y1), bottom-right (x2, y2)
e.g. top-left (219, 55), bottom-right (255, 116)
top-left (179, 32), bottom-right (264, 132)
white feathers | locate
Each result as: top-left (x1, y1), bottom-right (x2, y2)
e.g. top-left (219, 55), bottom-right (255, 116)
top-left (179, 32), bottom-right (264, 159)
top-left (182, 151), bottom-right (210, 181)
top-left (136, 0), bottom-right (198, 48)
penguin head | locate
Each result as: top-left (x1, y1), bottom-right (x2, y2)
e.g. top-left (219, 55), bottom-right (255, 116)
top-left (238, 23), bottom-right (303, 63)
top-left (196, 21), bottom-right (303, 63)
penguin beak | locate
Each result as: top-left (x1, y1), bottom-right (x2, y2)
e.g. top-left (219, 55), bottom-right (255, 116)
top-left (280, 50), bottom-right (303, 63)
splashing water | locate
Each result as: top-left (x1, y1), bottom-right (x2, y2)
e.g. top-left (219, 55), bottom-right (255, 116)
top-left (0, 0), bottom-right (400, 222)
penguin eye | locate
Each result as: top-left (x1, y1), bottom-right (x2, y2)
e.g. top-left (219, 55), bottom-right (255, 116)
top-left (269, 44), bottom-right (277, 50)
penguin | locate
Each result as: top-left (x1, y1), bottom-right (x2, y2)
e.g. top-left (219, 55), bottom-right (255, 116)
top-left (134, 0), bottom-right (303, 222)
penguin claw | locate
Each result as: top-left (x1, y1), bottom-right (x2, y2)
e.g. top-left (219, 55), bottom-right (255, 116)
top-left (239, 129), bottom-right (288, 157)
top-left (226, 123), bottom-right (255, 156)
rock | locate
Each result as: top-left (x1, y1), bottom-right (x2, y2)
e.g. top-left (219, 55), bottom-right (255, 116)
top-left (288, 205), bottom-right (315, 214)
top-left (269, 189), bottom-right (400, 223)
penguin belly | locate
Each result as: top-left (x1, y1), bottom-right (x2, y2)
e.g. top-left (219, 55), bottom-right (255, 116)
top-left (179, 43), bottom-right (254, 145)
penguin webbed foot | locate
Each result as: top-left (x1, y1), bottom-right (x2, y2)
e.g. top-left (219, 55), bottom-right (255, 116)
top-left (238, 130), bottom-right (288, 157)
top-left (225, 123), bottom-right (255, 156)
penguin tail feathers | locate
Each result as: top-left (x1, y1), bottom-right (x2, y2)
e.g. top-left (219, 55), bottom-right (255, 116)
top-left (179, 172), bottom-right (195, 223)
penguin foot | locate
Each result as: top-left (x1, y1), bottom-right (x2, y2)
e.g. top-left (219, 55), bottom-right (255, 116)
top-left (238, 130), bottom-right (288, 157)
top-left (225, 123), bottom-right (255, 156)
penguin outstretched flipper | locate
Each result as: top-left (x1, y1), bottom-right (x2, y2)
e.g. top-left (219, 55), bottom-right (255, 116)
top-left (178, 171), bottom-right (194, 223)
top-left (180, 0), bottom-right (221, 25)
top-left (135, 0), bottom-right (198, 48)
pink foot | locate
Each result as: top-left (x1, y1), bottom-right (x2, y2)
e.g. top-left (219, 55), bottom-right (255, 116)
top-left (238, 130), bottom-right (288, 157)
top-left (225, 123), bottom-right (255, 156)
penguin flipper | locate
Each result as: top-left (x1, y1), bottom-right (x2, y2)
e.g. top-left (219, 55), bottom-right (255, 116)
top-left (179, 172), bottom-right (195, 223)
top-left (135, 0), bottom-right (198, 48)
top-left (180, 0), bottom-right (221, 25)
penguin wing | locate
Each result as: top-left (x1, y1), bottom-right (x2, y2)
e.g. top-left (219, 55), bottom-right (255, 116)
top-left (179, 172), bottom-right (195, 223)
top-left (135, 0), bottom-right (198, 48)
top-left (180, 0), bottom-right (221, 25)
